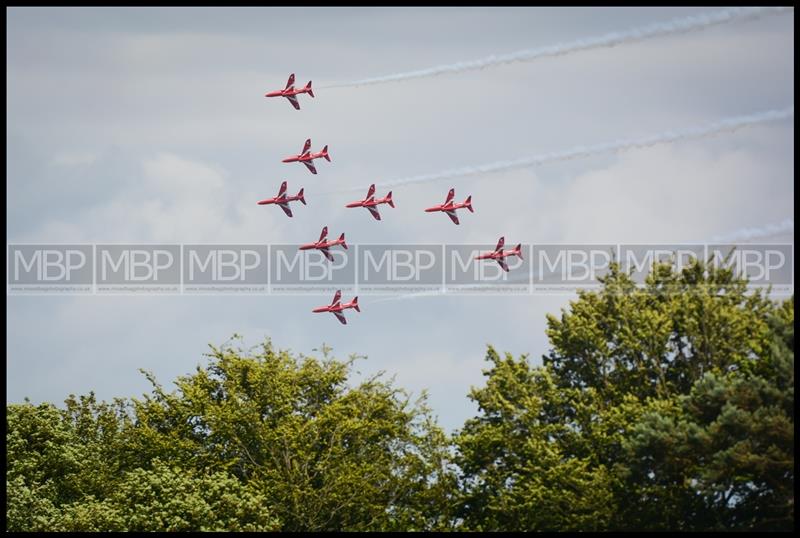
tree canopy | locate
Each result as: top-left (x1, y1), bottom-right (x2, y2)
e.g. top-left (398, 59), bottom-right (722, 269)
top-left (7, 258), bottom-right (793, 531)
top-left (454, 260), bottom-right (793, 531)
top-left (7, 341), bottom-right (456, 532)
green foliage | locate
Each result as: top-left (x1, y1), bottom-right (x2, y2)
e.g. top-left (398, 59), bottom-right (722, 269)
top-left (52, 459), bottom-right (279, 531)
top-left (6, 340), bottom-right (455, 532)
top-left (455, 258), bottom-right (793, 531)
top-left (455, 347), bottom-right (617, 531)
top-left (6, 259), bottom-right (793, 531)
top-left (625, 296), bottom-right (794, 530)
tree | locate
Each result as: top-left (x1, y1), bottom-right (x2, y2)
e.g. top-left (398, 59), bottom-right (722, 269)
top-left (6, 339), bottom-right (457, 532)
top-left (625, 296), bottom-right (794, 530)
top-left (7, 258), bottom-right (793, 531)
top-left (52, 459), bottom-right (280, 532)
top-left (455, 347), bottom-right (617, 531)
top-left (455, 258), bottom-right (794, 531)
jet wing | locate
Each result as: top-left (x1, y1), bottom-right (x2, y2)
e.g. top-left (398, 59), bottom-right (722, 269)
top-left (444, 188), bottom-right (455, 205)
top-left (286, 73), bottom-right (296, 89)
top-left (302, 160), bottom-right (317, 174)
top-left (495, 237), bottom-right (505, 252)
top-left (496, 258), bottom-right (510, 272)
top-left (330, 290), bottom-right (342, 306)
top-left (446, 211), bottom-right (460, 225)
top-left (277, 181), bottom-right (287, 197)
top-left (366, 184), bottom-right (376, 199)
top-left (333, 311), bottom-right (347, 325)
top-left (319, 226), bottom-right (328, 242)
top-left (286, 94), bottom-right (300, 110)
top-left (320, 248), bottom-right (334, 262)
top-left (278, 203), bottom-right (293, 217)
top-left (301, 138), bottom-right (312, 154)
top-left (367, 206), bottom-right (382, 221)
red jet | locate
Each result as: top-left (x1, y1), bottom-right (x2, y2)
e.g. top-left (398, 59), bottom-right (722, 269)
top-left (425, 188), bottom-right (473, 225)
top-left (256, 181), bottom-right (306, 217)
top-left (345, 184), bottom-right (395, 221)
top-left (299, 226), bottom-right (347, 261)
top-left (265, 73), bottom-right (314, 110)
top-left (474, 237), bottom-right (523, 272)
top-left (312, 290), bottom-right (360, 325)
top-left (282, 138), bottom-right (330, 175)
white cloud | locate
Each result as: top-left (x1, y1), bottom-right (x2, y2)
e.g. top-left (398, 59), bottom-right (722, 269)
top-left (6, 8), bottom-right (794, 434)
top-left (552, 131), bottom-right (793, 243)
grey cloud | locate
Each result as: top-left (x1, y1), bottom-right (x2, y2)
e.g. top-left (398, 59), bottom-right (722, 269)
top-left (6, 7), bottom-right (794, 433)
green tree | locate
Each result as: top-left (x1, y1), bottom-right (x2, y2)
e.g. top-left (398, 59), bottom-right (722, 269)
top-left (455, 258), bottom-right (794, 531)
top-left (7, 258), bottom-right (793, 531)
top-left (455, 347), bottom-right (617, 531)
top-left (625, 296), bottom-right (794, 530)
top-left (52, 459), bottom-right (279, 531)
top-left (6, 338), bottom-right (457, 532)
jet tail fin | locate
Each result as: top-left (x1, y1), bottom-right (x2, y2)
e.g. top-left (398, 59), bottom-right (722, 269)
top-left (515, 243), bottom-right (523, 259)
top-left (386, 191), bottom-right (394, 208)
top-left (322, 145), bottom-right (331, 162)
top-left (352, 296), bottom-right (360, 312)
top-left (305, 81), bottom-right (314, 98)
top-left (297, 188), bottom-right (306, 205)
top-left (339, 233), bottom-right (347, 250)
top-left (465, 196), bottom-right (474, 213)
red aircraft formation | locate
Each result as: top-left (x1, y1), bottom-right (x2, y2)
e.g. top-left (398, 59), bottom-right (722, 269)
top-left (298, 226), bottom-right (348, 261)
top-left (345, 184), bottom-right (395, 220)
top-left (282, 138), bottom-right (330, 175)
top-left (424, 188), bottom-right (473, 225)
top-left (312, 290), bottom-right (360, 325)
top-left (261, 74), bottom-right (521, 324)
top-left (257, 181), bottom-right (305, 217)
top-left (474, 236), bottom-right (523, 272)
top-left (265, 73), bottom-right (314, 110)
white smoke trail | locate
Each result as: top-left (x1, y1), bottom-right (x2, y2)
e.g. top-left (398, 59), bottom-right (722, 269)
top-left (365, 282), bottom-right (531, 305)
top-left (711, 218), bottom-right (794, 243)
top-left (321, 7), bottom-right (791, 89)
top-left (322, 106), bottom-right (794, 196)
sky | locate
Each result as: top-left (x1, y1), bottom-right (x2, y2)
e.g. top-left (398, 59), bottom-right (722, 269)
top-left (6, 7), bottom-right (794, 432)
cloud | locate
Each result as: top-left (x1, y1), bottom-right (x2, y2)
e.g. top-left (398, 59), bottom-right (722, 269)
top-left (552, 133), bottom-right (794, 244)
top-left (6, 8), bottom-right (794, 434)
top-left (320, 107), bottom-right (794, 194)
top-left (322, 7), bottom-right (791, 88)
top-left (17, 150), bottom-right (295, 244)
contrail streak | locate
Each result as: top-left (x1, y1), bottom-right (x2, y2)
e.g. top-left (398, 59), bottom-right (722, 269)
top-left (322, 106), bottom-right (794, 195)
top-left (320, 7), bottom-right (791, 89)
top-left (711, 218), bottom-right (794, 243)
